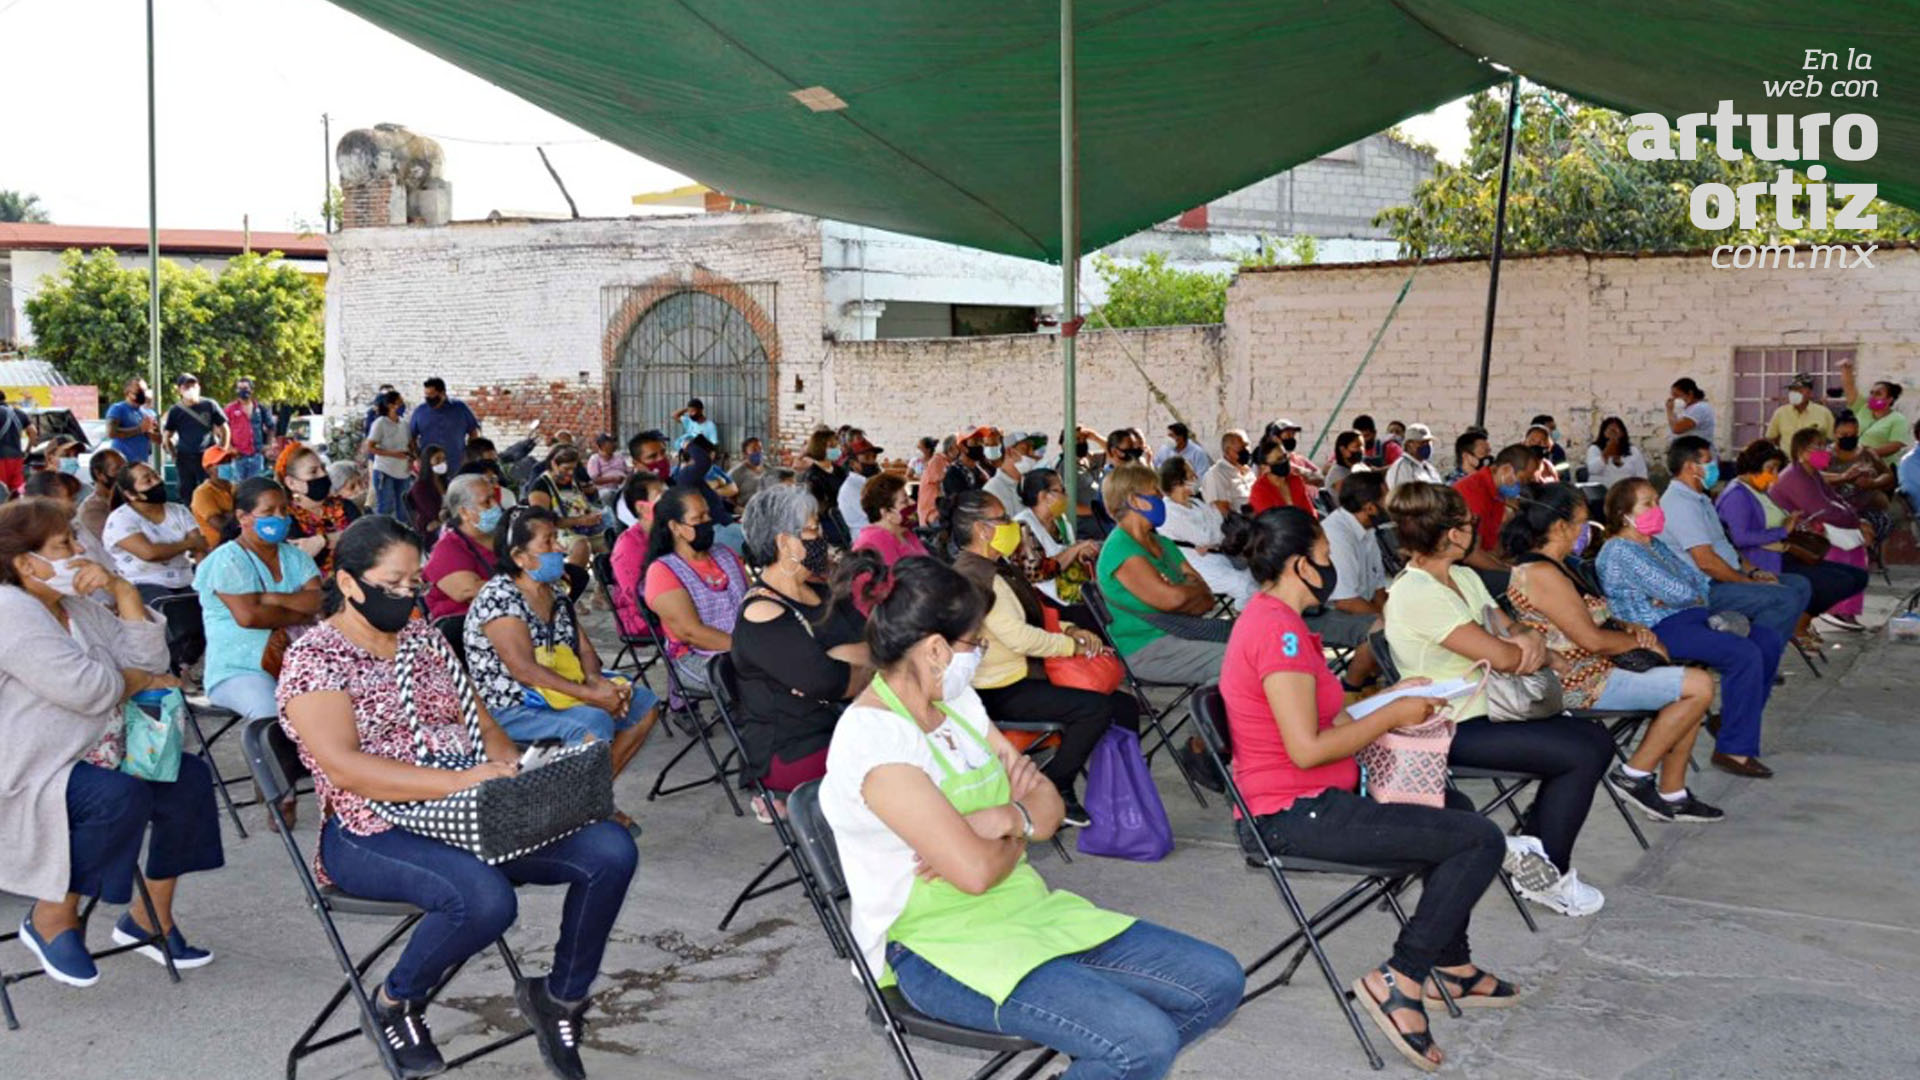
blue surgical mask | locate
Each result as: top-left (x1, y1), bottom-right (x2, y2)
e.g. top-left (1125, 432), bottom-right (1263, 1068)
top-left (747, 451), bottom-right (764, 467)
top-left (253, 515), bottom-right (291, 544)
top-left (1497, 482), bottom-right (1523, 500)
top-left (57, 458), bottom-right (80, 476)
top-left (217, 464), bottom-right (236, 482)
top-left (1135, 494), bottom-right (1168, 528)
top-left (527, 550), bottom-right (568, 584)
top-left (477, 506), bottom-right (503, 532)
top-left (825, 446), bottom-right (843, 464)
top-left (1702, 461), bottom-right (1721, 489)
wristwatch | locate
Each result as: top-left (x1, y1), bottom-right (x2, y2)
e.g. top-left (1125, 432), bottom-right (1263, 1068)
top-left (1011, 800), bottom-right (1035, 840)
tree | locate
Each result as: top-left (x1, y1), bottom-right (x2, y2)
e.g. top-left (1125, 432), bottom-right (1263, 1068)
top-left (0, 190), bottom-right (51, 223)
top-left (1376, 85), bottom-right (1920, 257)
top-left (24, 248), bottom-right (324, 405)
top-left (1089, 253), bottom-right (1227, 328)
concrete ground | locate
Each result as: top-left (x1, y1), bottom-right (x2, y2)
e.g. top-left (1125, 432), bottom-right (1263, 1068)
top-left (4, 574), bottom-right (1918, 1079)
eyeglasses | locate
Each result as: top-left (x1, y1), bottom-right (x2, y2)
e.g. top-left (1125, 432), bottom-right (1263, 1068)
top-left (953, 637), bottom-right (988, 653)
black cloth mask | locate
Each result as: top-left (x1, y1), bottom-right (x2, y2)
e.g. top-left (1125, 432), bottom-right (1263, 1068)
top-left (351, 577), bottom-right (418, 633)
top-left (688, 521), bottom-right (716, 552)
top-left (1301, 556), bottom-right (1339, 608)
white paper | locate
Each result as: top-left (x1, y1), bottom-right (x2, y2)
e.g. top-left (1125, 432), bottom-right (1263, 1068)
top-left (1347, 676), bottom-right (1481, 720)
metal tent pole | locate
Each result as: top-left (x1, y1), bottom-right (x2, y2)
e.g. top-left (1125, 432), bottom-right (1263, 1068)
top-left (146, 0), bottom-right (165, 483)
top-left (1059, 0), bottom-right (1080, 540)
top-left (1474, 75), bottom-right (1520, 430)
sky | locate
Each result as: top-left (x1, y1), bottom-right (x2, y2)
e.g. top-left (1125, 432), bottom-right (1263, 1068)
top-left (3, 0), bottom-right (1472, 234)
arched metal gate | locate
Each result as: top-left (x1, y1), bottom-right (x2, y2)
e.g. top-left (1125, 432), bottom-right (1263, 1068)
top-left (604, 284), bottom-right (776, 451)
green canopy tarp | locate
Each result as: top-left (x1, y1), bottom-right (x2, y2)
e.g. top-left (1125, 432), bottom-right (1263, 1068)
top-left (330, 0), bottom-right (1918, 259)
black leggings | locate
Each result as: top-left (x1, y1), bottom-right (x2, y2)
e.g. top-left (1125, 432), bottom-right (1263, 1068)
top-left (975, 679), bottom-right (1140, 796)
top-left (1448, 715), bottom-right (1613, 872)
top-left (1782, 559), bottom-right (1869, 617)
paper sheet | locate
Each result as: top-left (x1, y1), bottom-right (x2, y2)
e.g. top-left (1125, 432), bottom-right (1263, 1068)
top-left (1346, 676), bottom-right (1481, 720)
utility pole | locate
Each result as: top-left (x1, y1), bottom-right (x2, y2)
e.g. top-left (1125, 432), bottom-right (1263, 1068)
top-left (146, 0), bottom-right (165, 484)
top-left (323, 112), bottom-right (333, 233)
top-left (1474, 76), bottom-right (1521, 429)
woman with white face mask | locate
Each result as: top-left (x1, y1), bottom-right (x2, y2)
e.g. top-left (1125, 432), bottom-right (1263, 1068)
top-left (819, 556), bottom-right (1243, 1079)
top-left (0, 497), bottom-right (225, 989)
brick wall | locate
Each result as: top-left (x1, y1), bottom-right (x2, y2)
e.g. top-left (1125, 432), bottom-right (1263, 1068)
top-left (324, 213), bottom-right (825, 446)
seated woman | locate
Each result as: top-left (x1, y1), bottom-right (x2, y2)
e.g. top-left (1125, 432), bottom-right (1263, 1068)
top-left (609, 471), bottom-right (667, 638)
top-left (526, 444), bottom-right (604, 603)
top-left (25, 470), bottom-right (111, 571)
top-left (1584, 416), bottom-right (1647, 492)
top-left (1383, 481), bottom-right (1616, 915)
top-left (465, 507), bottom-right (660, 785)
top-left (1222, 506), bottom-right (1515, 1072)
top-left (102, 462), bottom-right (209, 674)
top-left (278, 515), bottom-right (636, 1078)
top-left (851, 473), bottom-right (930, 566)
top-left (1766, 429), bottom-right (1875, 632)
top-left (1157, 456), bottom-right (1256, 604)
top-left (1249, 433), bottom-right (1318, 516)
top-left (819, 557), bottom-right (1243, 1079)
top-left (733, 483), bottom-right (871, 819)
top-left (1501, 484), bottom-right (1721, 823)
top-left (1715, 440), bottom-right (1823, 646)
top-left (422, 474), bottom-right (502, 624)
top-left (407, 444), bottom-right (450, 538)
top-left (1008, 467), bottom-right (1101, 615)
top-left (1322, 431), bottom-right (1364, 495)
top-left (1092, 463), bottom-right (1226, 685)
top-left (1598, 478), bottom-right (1786, 778)
top-left (0, 496), bottom-right (223, 986)
top-left (280, 444), bottom-right (361, 576)
top-left (1830, 411), bottom-right (1898, 536)
top-left (644, 487), bottom-right (748, 696)
top-left (947, 490), bottom-right (1140, 827)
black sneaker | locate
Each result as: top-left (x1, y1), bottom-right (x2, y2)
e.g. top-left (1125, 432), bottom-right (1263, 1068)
top-left (1605, 766), bottom-right (1674, 823)
top-left (360, 995), bottom-right (446, 1079)
top-left (1060, 798), bottom-right (1091, 829)
top-left (1176, 738), bottom-right (1227, 794)
top-left (516, 976), bottom-right (589, 1080)
top-left (1666, 791), bottom-right (1726, 824)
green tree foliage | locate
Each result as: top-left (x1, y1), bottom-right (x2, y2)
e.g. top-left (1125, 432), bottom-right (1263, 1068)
top-left (1376, 86), bottom-right (1920, 257)
top-left (24, 249), bottom-right (323, 404)
top-left (0, 189), bottom-right (51, 223)
top-left (1090, 253), bottom-right (1227, 328)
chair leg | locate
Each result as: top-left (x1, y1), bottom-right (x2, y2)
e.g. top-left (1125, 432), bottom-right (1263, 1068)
top-left (1792, 638), bottom-right (1824, 678)
top-left (130, 876), bottom-right (182, 986)
top-left (646, 714), bottom-right (744, 815)
top-left (1599, 773), bottom-right (1652, 851)
top-left (1139, 701), bottom-right (1207, 808)
top-left (1269, 872), bottom-right (1385, 1071)
top-left (718, 849), bottom-right (801, 932)
top-left (184, 705), bottom-right (249, 838)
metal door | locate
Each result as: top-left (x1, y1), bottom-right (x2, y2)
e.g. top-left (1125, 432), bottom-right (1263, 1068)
top-left (607, 285), bottom-right (775, 453)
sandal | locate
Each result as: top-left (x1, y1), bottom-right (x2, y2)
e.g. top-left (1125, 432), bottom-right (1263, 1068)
top-left (1424, 965), bottom-right (1522, 1010)
top-left (1351, 964), bottom-right (1440, 1072)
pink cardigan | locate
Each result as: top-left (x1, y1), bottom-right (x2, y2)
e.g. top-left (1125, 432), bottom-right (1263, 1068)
top-left (852, 523), bottom-right (930, 566)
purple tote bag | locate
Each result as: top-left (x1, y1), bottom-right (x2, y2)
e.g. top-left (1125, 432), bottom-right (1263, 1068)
top-left (1075, 727), bottom-right (1175, 861)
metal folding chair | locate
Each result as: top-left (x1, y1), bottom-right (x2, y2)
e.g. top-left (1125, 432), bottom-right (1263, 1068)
top-left (241, 718), bottom-right (535, 1079)
top-left (1077, 581), bottom-right (1209, 806)
top-left (785, 781), bottom-right (1060, 1080)
top-left (591, 552), bottom-right (661, 680)
top-left (1373, 522), bottom-right (1405, 577)
top-left (639, 602), bottom-right (743, 816)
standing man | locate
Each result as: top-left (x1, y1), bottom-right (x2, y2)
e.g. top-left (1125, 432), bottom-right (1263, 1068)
top-left (106, 377), bottom-right (158, 466)
top-left (163, 373), bottom-right (228, 500)
top-left (0, 390), bottom-right (36, 495)
top-left (1765, 374), bottom-right (1835, 445)
top-left (223, 377), bottom-right (273, 480)
top-left (672, 397), bottom-right (719, 451)
top-left (1201, 428), bottom-right (1255, 515)
top-left (407, 377), bottom-right (481, 473)
top-left (1154, 422), bottom-right (1212, 475)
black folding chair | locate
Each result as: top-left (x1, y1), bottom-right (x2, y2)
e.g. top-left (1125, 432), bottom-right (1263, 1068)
top-left (1373, 523), bottom-right (1405, 577)
top-left (591, 552), bottom-right (661, 680)
top-left (2, 878), bottom-right (180, 1031)
top-left (785, 781), bottom-right (1060, 1080)
top-left (639, 602), bottom-right (743, 816)
top-left (1189, 689), bottom-right (1453, 1071)
top-left (241, 718), bottom-right (536, 1079)
top-left (431, 614), bottom-right (467, 669)
top-left (1078, 581), bottom-right (1209, 806)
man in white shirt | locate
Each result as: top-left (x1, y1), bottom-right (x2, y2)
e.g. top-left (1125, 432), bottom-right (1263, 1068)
top-left (984, 431), bottom-right (1045, 517)
top-left (1384, 422), bottom-right (1444, 490)
top-left (1153, 422), bottom-right (1212, 475)
top-left (837, 434), bottom-right (883, 529)
top-left (1201, 428), bottom-right (1254, 514)
top-left (1314, 469), bottom-right (1389, 687)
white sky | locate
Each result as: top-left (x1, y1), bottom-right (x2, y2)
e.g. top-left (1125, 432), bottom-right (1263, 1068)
top-left (3, 0), bottom-right (1471, 233)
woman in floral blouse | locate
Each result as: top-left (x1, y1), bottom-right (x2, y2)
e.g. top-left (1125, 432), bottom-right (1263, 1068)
top-left (279, 515), bottom-right (636, 1079)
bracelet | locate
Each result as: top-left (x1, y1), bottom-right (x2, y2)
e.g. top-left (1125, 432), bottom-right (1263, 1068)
top-left (1011, 800), bottom-right (1035, 840)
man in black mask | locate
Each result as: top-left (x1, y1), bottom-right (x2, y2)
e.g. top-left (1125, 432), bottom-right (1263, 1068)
top-left (1268, 417), bottom-right (1323, 492)
top-left (1203, 428), bottom-right (1255, 516)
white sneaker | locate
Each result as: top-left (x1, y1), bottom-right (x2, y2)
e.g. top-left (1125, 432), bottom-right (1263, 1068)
top-left (1518, 867), bottom-right (1606, 917)
top-left (1815, 613), bottom-right (1865, 634)
top-left (1501, 835), bottom-right (1561, 893)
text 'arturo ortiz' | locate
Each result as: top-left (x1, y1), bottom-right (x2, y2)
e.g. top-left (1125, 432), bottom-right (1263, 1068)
top-left (1626, 101), bottom-right (1878, 230)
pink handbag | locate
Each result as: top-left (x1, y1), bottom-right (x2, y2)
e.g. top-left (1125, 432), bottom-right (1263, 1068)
top-left (1355, 664), bottom-right (1487, 808)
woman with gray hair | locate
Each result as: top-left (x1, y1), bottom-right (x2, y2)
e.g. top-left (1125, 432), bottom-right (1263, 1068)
top-left (731, 483), bottom-right (871, 819)
top-left (423, 473), bottom-right (502, 622)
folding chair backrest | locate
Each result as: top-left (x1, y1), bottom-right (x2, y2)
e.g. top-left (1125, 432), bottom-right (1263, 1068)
top-left (1091, 497), bottom-right (1117, 536)
top-left (1375, 522), bottom-right (1405, 576)
top-left (241, 715), bottom-right (307, 806)
top-left (638, 598), bottom-right (692, 699)
top-left (708, 654), bottom-right (753, 769)
top-left (1368, 627), bottom-right (1401, 684)
top-left (1315, 488), bottom-right (1336, 516)
top-left (784, 781), bottom-right (847, 901)
top-left (433, 614), bottom-right (467, 666)
top-left (1191, 687), bottom-right (1269, 848)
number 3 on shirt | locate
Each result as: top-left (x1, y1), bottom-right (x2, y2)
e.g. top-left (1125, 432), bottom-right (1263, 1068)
top-left (1282, 632), bottom-right (1300, 658)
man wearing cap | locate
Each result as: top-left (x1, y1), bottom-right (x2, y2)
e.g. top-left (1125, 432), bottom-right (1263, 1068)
top-left (673, 397), bottom-right (720, 451)
top-left (1765, 373), bottom-right (1837, 444)
top-left (984, 431), bottom-right (1046, 518)
top-left (189, 445), bottom-right (239, 549)
top-left (224, 377), bottom-right (273, 480)
top-left (1385, 422), bottom-right (1445, 490)
top-left (1202, 428), bottom-right (1255, 515)
top-left (838, 432), bottom-right (885, 529)
top-left (1268, 418), bottom-right (1325, 491)
top-left (163, 373), bottom-right (228, 500)
top-left (1153, 421), bottom-right (1212, 475)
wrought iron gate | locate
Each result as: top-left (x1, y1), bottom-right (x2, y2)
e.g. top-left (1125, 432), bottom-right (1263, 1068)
top-left (604, 284), bottom-right (776, 452)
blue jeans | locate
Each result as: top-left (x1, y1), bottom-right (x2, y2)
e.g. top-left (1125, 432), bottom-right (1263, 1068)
top-left (209, 670), bottom-right (279, 719)
top-left (373, 471), bottom-right (413, 518)
top-left (1591, 664), bottom-right (1686, 712)
top-left (319, 818), bottom-right (637, 1002)
top-left (889, 921), bottom-right (1243, 1080)
top-left (231, 453), bottom-right (265, 481)
top-left (65, 757), bottom-right (225, 904)
top-left (1708, 578), bottom-right (1810, 641)
top-left (1654, 607), bottom-right (1784, 757)
top-left (491, 684), bottom-right (659, 745)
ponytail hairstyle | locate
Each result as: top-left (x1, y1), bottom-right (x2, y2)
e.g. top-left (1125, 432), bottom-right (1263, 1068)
top-left (492, 503), bottom-right (559, 577)
top-left (863, 556), bottom-right (987, 667)
top-left (321, 515), bottom-right (423, 616)
top-left (1217, 509), bottom-right (1258, 561)
top-left (827, 545), bottom-right (891, 622)
top-left (1498, 482), bottom-right (1584, 561)
top-left (1242, 506), bottom-right (1324, 587)
top-left (646, 486), bottom-right (704, 563)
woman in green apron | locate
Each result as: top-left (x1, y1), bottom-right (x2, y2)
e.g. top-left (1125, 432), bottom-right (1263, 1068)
top-left (820, 558), bottom-right (1244, 1079)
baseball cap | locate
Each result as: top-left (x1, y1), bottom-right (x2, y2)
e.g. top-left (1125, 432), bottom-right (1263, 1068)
top-left (848, 436), bottom-right (884, 456)
top-left (201, 445), bottom-right (234, 467)
top-left (1405, 423), bottom-right (1434, 442)
top-left (1787, 373), bottom-right (1815, 390)
top-left (1006, 430), bottom-right (1048, 451)
top-left (1273, 418), bottom-right (1302, 433)
top-left (173, 373), bottom-right (199, 388)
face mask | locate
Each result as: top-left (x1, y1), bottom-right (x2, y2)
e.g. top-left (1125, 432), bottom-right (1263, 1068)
top-left (217, 464), bottom-right (236, 482)
top-left (238, 386), bottom-right (252, 399)
top-left (132, 390), bottom-right (149, 406)
top-left (1269, 456), bottom-right (1292, 479)
top-left (181, 388), bottom-right (201, 404)
top-left (939, 646), bottom-right (983, 701)
top-left (1134, 494), bottom-right (1168, 528)
top-left (253, 515), bottom-right (291, 544)
top-left (350, 577), bottom-right (418, 633)
top-left (1415, 443), bottom-right (1434, 461)
top-left (747, 451), bottom-right (764, 467)
top-left (1805, 449), bottom-right (1833, 471)
top-left (1300, 556), bottom-right (1338, 608)
top-left (1280, 437), bottom-right (1298, 453)
top-left (1837, 435), bottom-right (1860, 452)
top-left (1571, 522), bottom-right (1593, 557)
top-left (1868, 396), bottom-right (1892, 414)
top-left (1701, 461), bottom-right (1722, 488)
top-left (1074, 441), bottom-right (1089, 460)
top-left (1789, 391), bottom-right (1807, 407)
top-left (1234, 448), bottom-right (1251, 466)
top-left (425, 395), bottom-right (445, 409)
top-left (34, 553), bottom-right (86, 597)
top-left (1633, 506), bottom-right (1667, 537)
top-left (1549, 429), bottom-right (1562, 444)
top-left (801, 535), bottom-right (833, 577)
top-left (825, 446), bottom-right (844, 464)
top-left (526, 549), bottom-right (569, 584)
top-left (988, 521), bottom-right (1022, 557)
top-left (687, 520), bottom-right (716, 553)
top-left (1119, 446), bottom-right (1144, 462)
top-left (1014, 457), bottom-right (1037, 475)
top-left (1749, 470), bottom-right (1777, 492)
top-left (983, 445), bottom-right (1003, 462)
top-left (476, 506), bottom-right (503, 532)
top-left (136, 483), bottom-right (168, 505)
top-left (297, 474), bottom-right (332, 501)
top-left (1497, 482), bottom-right (1523, 500)
top-left (58, 458), bottom-right (80, 476)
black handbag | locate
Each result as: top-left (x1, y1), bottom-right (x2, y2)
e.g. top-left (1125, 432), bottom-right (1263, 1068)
top-left (1610, 648), bottom-right (1669, 673)
top-left (370, 629), bottom-right (615, 865)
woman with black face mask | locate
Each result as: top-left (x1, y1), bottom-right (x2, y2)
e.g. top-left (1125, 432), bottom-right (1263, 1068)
top-left (1249, 435), bottom-right (1317, 517)
top-left (642, 487), bottom-right (747, 695)
top-left (279, 446), bottom-right (360, 576)
top-left (1323, 430), bottom-right (1365, 496)
top-left (102, 463), bottom-right (209, 674)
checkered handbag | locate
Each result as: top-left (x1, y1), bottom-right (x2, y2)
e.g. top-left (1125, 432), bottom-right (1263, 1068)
top-left (369, 629), bottom-right (615, 864)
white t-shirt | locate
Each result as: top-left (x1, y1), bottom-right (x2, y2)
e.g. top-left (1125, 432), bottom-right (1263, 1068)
top-left (367, 416), bottom-right (412, 479)
top-left (1323, 508), bottom-right (1387, 604)
top-left (1385, 454), bottom-right (1443, 491)
top-left (102, 503), bottom-right (199, 588)
top-left (820, 689), bottom-right (996, 979)
top-left (1679, 400), bottom-right (1716, 447)
top-left (838, 471), bottom-right (871, 530)
top-left (982, 470), bottom-right (1022, 522)
top-left (1201, 460), bottom-right (1254, 510)
top-left (1584, 444), bottom-right (1649, 488)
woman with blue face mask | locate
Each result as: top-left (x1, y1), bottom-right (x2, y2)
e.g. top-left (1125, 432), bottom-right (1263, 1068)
top-left (423, 473), bottom-right (502, 623)
top-left (465, 506), bottom-right (660, 790)
top-left (1092, 463), bottom-right (1229, 688)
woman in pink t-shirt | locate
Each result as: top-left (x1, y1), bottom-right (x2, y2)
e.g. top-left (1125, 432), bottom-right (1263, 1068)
top-left (850, 473), bottom-right (928, 566)
top-left (422, 474), bottom-right (500, 621)
top-left (1219, 507), bottom-right (1515, 1072)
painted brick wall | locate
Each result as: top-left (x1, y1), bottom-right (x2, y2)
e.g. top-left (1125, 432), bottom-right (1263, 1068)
top-left (324, 213), bottom-right (825, 447)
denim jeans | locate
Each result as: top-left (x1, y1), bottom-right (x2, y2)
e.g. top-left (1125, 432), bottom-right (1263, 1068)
top-left (1448, 715), bottom-right (1612, 872)
top-left (232, 453), bottom-right (265, 481)
top-left (1708, 578), bottom-right (1810, 641)
top-left (888, 921), bottom-right (1243, 1080)
top-left (1654, 607), bottom-right (1784, 758)
top-left (1245, 788), bottom-right (1502, 983)
top-left (491, 683), bottom-right (660, 745)
top-left (65, 757), bottom-right (225, 904)
top-left (319, 818), bottom-right (637, 1002)
top-left (373, 471), bottom-right (413, 518)
top-left (209, 670), bottom-right (279, 720)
